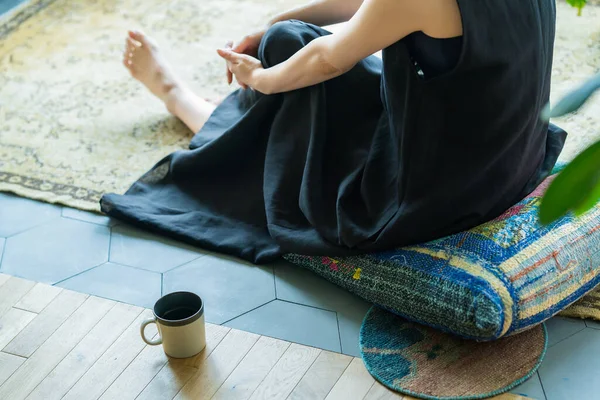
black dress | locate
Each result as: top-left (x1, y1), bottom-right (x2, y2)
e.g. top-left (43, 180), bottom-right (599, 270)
top-left (101, 0), bottom-right (566, 264)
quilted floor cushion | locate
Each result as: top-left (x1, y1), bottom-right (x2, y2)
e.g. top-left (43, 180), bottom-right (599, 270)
top-left (284, 171), bottom-right (600, 340)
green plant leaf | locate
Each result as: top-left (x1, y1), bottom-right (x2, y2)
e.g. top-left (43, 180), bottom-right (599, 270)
top-left (567, 0), bottom-right (587, 15)
top-left (541, 73), bottom-right (600, 120)
top-left (539, 140), bottom-right (600, 225)
top-left (574, 170), bottom-right (600, 216)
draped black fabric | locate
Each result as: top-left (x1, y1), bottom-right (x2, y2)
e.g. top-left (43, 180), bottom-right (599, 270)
top-left (101, 0), bottom-right (566, 264)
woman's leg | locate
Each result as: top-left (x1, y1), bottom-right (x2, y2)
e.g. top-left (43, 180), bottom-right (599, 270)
top-left (123, 30), bottom-right (215, 133)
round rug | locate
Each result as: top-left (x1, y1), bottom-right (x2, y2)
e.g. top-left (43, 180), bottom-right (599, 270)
top-left (359, 307), bottom-right (547, 400)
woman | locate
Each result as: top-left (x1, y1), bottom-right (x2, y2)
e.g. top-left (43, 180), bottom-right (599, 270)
top-left (101, 0), bottom-right (566, 263)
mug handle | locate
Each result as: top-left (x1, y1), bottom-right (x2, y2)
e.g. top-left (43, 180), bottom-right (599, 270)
top-left (140, 318), bottom-right (163, 346)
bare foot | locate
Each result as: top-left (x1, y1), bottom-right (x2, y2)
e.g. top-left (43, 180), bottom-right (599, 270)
top-left (123, 30), bottom-right (181, 112)
top-left (123, 30), bottom-right (216, 132)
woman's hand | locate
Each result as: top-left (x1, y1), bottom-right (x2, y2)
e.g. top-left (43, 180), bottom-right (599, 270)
top-left (217, 48), bottom-right (266, 92)
top-left (225, 29), bottom-right (266, 85)
top-left (233, 29), bottom-right (266, 57)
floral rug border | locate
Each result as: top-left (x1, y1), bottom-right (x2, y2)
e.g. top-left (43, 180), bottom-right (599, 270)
top-left (0, 172), bottom-right (102, 210)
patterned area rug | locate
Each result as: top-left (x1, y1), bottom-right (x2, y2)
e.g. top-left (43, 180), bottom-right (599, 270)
top-left (0, 0), bottom-right (599, 211)
top-left (0, 0), bottom-right (303, 210)
top-left (360, 307), bottom-right (547, 400)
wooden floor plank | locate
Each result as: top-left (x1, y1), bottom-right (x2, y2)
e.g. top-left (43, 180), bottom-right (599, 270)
top-left (136, 363), bottom-right (197, 400)
top-left (62, 309), bottom-right (156, 400)
top-left (0, 277), bottom-right (35, 318)
top-left (248, 343), bottom-right (321, 400)
top-left (26, 302), bottom-right (143, 400)
top-left (14, 283), bottom-right (62, 313)
top-left (288, 351), bottom-right (353, 400)
top-left (0, 308), bottom-right (36, 350)
top-left (0, 352), bottom-right (25, 386)
top-left (0, 296), bottom-right (114, 400)
top-left (213, 336), bottom-right (291, 400)
top-left (137, 324), bottom-right (231, 400)
top-left (98, 332), bottom-right (170, 400)
top-left (325, 358), bottom-right (375, 400)
top-left (3, 290), bottom-right (88, 357)
top-left (363, 382), bottom-right (404, 400)
top-left (0, 276), bottom-right (536, 400)
top-left (175, 329), bottom-right (260, 400)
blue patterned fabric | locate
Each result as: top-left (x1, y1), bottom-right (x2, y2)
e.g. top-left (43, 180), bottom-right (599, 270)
top-left (285, 164), bottom-right (600, 339)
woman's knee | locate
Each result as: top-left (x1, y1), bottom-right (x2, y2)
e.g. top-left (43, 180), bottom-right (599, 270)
top-left (259, 20), bottom-right (317, 67)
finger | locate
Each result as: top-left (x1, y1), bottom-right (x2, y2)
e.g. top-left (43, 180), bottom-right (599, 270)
top-left (225, 41), bottom-right (234, 84)
top-left (225, 54), bottom-right (233, 83)
top-left (233, 36), bottom-right (250, 53)
top-left (225, 60), bottom-right (235, 82)
top-left (217, 48), bottom-right (234, 60)
top-left (217, 48), bottom-right (239, 62)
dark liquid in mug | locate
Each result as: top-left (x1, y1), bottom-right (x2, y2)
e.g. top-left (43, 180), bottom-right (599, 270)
top-left (162, 306), bottom-right (197, 321)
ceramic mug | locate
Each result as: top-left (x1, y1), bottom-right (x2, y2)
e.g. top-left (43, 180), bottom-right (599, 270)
top-left (140, 291), bottom-right (206, 358)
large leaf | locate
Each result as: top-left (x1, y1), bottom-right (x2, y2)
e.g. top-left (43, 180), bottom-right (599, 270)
top-left (567, 0), bottom-right (587, 15)
top-left (539, 140), bottom-right (600, 225)
top-left (541, 73), bottom-right (600, 120)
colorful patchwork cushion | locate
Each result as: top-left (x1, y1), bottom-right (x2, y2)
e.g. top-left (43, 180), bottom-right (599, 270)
top-left (284, 167), bottom-right (600, 340)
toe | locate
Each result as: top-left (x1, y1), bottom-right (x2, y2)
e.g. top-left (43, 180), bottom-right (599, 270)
top-left (126, 37), bottom-right (139, 53)
top-left (129, 30), bottom-right (147, 44)
top-left (128, 29), bottom-right (156, 50)
top-left (128, 29), bottom-right (143, 40)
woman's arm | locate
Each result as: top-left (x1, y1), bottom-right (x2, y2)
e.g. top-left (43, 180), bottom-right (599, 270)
top-left (220, 0), bottom-right (462, 94)
top-left (258, 0), bottom-right (425, 94)
top-left (225, 0), bottom-right (364, 85)
top-left (268, 0), bottom-right (365, 27)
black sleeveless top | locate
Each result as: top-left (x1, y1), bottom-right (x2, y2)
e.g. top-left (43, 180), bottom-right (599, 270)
top-left (405, 32), bottom-right (463, 79)
top-left (373, 0), bottom-right (567, 247)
